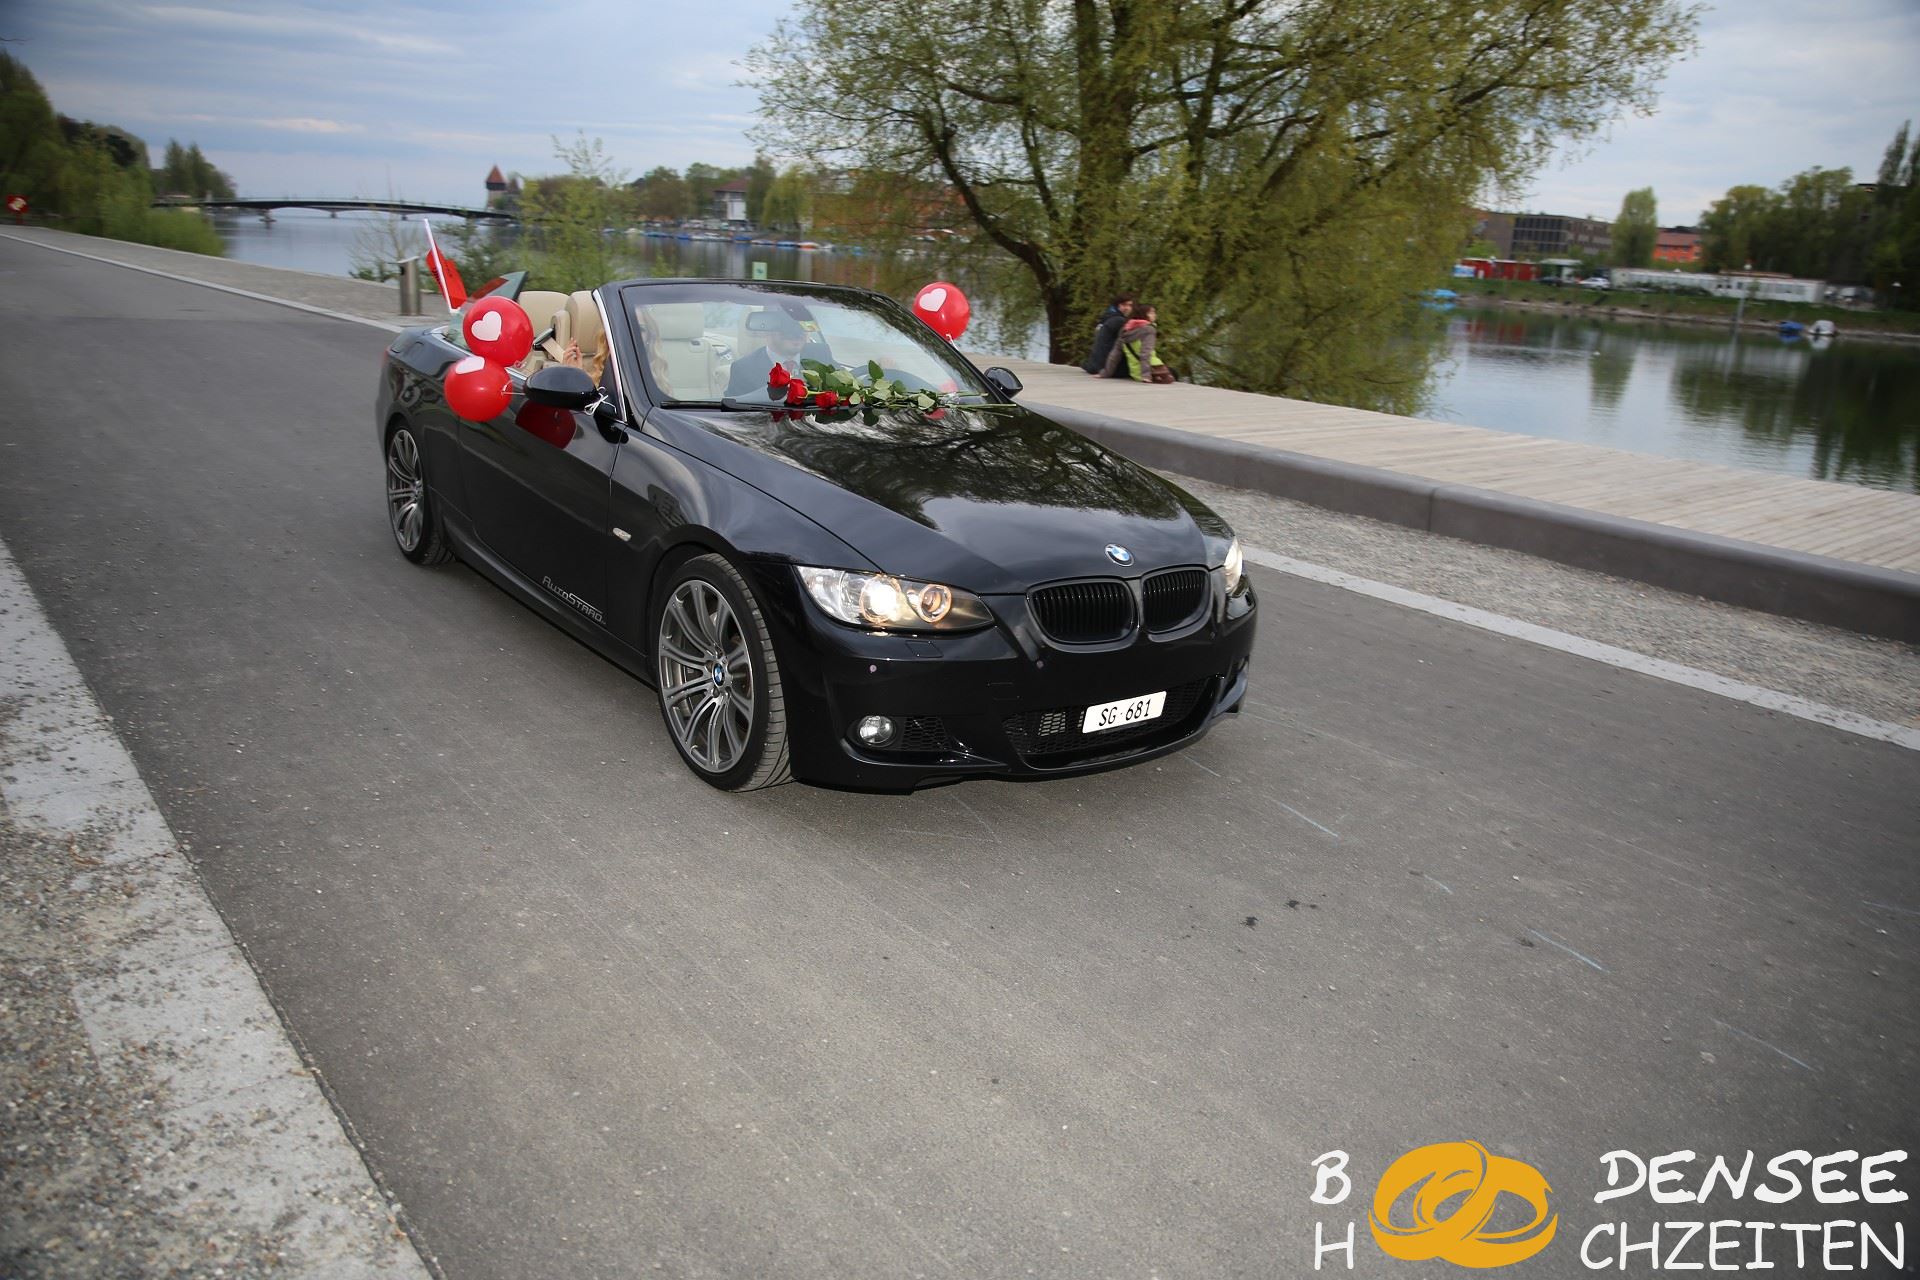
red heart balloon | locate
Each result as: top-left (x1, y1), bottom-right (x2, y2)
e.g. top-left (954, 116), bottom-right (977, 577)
top-left (444, 355), bottom-right (512, 421)
top-left (463, 296), bottom-right (533, 366)
top-left (913, 281), bottom-right (970, 341)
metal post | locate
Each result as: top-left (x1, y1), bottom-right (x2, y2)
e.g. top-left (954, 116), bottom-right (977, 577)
top-left (398, 256), bottom-right (422, 317)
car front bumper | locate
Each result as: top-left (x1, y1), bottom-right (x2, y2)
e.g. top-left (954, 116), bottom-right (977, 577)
top-left (750, 561), bottom-right (1257, 791)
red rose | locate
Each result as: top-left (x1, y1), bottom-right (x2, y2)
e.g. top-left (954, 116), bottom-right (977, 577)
top-left (768, 364), bottom-right (792, 390)
top-left (785, 379), bottom-right (809, 405)
top-left (814, 390), bottom-right (840, 409)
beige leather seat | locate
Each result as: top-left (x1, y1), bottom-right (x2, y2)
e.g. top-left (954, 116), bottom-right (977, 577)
top-left (513, 289), bottom-right (571, 373)
top-left (548, 291), bottom-right (605, 380)
top-left (645, 303), bottom-right (717, 399)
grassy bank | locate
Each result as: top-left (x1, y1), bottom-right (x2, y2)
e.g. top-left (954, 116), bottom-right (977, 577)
top-left (70, 207), bottom-right (226, 257)
top-left (1455, 277), bottom-right (1920, 337)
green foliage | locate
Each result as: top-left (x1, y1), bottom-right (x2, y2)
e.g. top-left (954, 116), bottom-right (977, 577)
top-left (760, 166), bottom-right (811, 231)
top-left (520, 132), bottom-right (628, 292)
top-left (156, 139), bottom-right (235, 199)
top-left (0, 52), bottom-right (225, 256)
top-left (1700, 124), bottom-right (1920, 301)
top-left (1612, 188), bottom-right (1658, 267)
top-left (633, 166), bottom-right (688, 220)
top-left (745, 153), bottom-right (776, 224)
top-left (748, 0), bottom-right (1700, 405)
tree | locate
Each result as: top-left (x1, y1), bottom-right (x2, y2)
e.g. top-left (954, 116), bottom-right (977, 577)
top-left (633, 166), bottom-right (688, 221)
top-left (0, 51), bottom-right (70, 205)
top-left (1612, 187), bottom-right (1657, 267)
top-left (745, 153), bottom-right (776, 224)
top-left (748, 0), bottom-right (1699, 401)
top-left (519, 132), bottom-right (627, 292)
top-left (683, 162), bottom-right (726, 219)
top-left (1699, 184), bottom-right (1773, 272)
top-left (760, 166), bottom-right (811, 231)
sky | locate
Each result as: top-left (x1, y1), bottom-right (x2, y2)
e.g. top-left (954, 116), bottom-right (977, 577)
top-left (3, 0), bottom-right (1916, 227)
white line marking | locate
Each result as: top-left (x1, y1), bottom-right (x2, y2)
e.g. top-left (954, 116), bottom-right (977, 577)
top-left (1268, 796), bottom-right (1339, 840)
top-left (1419, 872), bottom-right (1454, 894)
top-left (1244, 547), bottom-right (1920, 752)
top-left (1525, 928), bottom-right (1608, 972)
top-left (1863, 900), bottom-right (1920, 918)
top-left (1713, 1018), bottom-right (1817, 1072)
top-left (0, 536), bottom-right (433, 1277)
top-left (0, 229), bottom-right (404, 332)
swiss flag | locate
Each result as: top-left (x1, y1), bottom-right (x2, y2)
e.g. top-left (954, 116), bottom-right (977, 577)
top-left (421, 220), bottom-right (466, 311)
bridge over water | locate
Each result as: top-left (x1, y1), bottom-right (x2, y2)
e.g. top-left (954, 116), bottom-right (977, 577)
top-left (154, 195), bottom-right (514, 222)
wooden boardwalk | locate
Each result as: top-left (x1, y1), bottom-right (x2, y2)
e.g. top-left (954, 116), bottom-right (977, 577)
top-left (994, 357), bottom-right (1920, 576)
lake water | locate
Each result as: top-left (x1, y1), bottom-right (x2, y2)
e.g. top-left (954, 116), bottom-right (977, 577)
top-left (214, 211), bottom-right (1920, 493)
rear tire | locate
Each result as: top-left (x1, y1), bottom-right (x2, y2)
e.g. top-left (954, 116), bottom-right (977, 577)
top-left (386, 424), bottom-right (452, 566)
top-left (654, 554), bottom-right (791, 791)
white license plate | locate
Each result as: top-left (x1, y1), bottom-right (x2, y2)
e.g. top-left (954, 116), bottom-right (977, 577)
top-left (1081, 691), bottom-right (1167, 735)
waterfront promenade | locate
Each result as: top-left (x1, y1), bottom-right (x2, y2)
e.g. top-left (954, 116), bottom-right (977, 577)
top-left (998, 358), bottom-right (1920, 576)
top-left (6, 225), bottom-right (1914, 636)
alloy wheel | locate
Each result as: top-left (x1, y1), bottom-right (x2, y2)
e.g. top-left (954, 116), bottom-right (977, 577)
top-left (386, 429), bottom-right (426, 553)
top-left (657, 578), bottom-right (755, 774)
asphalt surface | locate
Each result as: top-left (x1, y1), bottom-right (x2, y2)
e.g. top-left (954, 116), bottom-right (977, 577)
top-left (2, 238), bottom-right (1916, 1278)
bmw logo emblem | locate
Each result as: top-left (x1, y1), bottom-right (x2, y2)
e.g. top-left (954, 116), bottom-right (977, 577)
top-left (1105, 544), bottom-right (1134, 566)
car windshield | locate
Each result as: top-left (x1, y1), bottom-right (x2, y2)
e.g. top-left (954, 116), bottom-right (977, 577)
top-left (618, 281), bottom-right (991, 406)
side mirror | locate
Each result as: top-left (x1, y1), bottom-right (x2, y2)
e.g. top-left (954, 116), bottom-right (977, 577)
top-left (525, 364), bottom-right (598, 410)
top-left (984, 366), bottom-right (1023, 398)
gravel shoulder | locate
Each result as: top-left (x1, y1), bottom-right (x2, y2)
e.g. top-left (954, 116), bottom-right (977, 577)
top-left (1176, 472), bottom-right (1920, 726)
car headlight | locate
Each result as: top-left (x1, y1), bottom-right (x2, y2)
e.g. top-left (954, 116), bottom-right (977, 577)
top-left (797, 566), bottom-right (993, 632)
top-left (1220, 537), bottom-right (1245, 595)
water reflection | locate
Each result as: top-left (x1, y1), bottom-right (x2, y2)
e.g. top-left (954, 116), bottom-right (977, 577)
top-left (1430, 313), bottom-right (1919, 492)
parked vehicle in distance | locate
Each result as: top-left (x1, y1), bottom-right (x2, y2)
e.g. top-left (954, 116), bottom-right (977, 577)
top-left (374, 277), bottom-right (1257, 792)
top-left (1578, 276), bottom-right (1611, 290)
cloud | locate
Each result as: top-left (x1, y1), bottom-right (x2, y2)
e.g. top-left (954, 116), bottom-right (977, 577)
top-left (1516, 0), bottom-right (1919, 223)
top-left (137, 3), bottom-right (457, 56)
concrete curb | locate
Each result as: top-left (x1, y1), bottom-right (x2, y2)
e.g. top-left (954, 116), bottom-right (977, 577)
top-left (1033, 402), bottom-right (1920, 644)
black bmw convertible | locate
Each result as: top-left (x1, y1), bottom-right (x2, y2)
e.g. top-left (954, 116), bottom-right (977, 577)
top-left (374, 276), bottom-right (1255, 791)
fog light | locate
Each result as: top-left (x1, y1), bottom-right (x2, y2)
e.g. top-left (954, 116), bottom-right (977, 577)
top-left (854, 715), bottom-right (898, 747)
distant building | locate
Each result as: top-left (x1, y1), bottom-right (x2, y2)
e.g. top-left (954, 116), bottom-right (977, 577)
top-left (1509, 213), bottom-right (1611, 261)
top-left (1653, 226), bottom-right (1701, 264)
top-left (712, 178), bottom-right (750, 223)
top-left (485, 164), bottom-right (507, 196)
top-left (1468, 209), bottom-right (1516, 258)
top-left (1611, 267), bottom-right (1825, 304)
top-left (1457, 257), bottom-right (1539, 282)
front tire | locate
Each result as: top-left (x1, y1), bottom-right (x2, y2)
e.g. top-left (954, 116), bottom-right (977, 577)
top-left (385, 424), bottom-right (452, 565)
top-left (654, 554), bottom-right (791, 791)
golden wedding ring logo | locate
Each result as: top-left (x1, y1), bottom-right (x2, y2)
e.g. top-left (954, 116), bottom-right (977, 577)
top-left (1369, 1140), bottom-right (1558, 1268)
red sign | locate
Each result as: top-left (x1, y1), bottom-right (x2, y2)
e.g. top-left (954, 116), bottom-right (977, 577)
top-left (4, 194), bottom-right (27, 215)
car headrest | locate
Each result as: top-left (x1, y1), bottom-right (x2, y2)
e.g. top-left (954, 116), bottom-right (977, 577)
top-left (560, 291), bottom-right (603, 355)
top-left (649, 303), bottom-right (704, 342)
top-left (518, 290), bottom-right (570, 337)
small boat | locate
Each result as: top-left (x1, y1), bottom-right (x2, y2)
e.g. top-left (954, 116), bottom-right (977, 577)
top-left (795, 241), bottom-right (822, 251)
top-left (750, 238), bottom-right (776, 247)
top-left (776, 240), bottom-right (798, 248)
top-left (1777, 319), bottom-right (1805, 337)
top-left (1810, 319), bottom-right (1837, 338)
top-left (731, 234), bottom-right (752, 243)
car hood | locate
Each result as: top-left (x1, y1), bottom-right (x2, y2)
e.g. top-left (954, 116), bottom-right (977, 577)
top-left (653, 402), bottom-right (1230, 594)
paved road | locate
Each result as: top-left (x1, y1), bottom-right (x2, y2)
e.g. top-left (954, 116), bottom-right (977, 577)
top-left (2, 238), bottom-right (1915, 1277)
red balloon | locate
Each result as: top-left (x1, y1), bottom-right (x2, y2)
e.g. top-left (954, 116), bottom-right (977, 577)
top-left (444, 355), bottom-right (512, 421)
top-left (463, 296), bottom-right (533, 366)
top-left (912, 281), bottom-right (970, 341)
